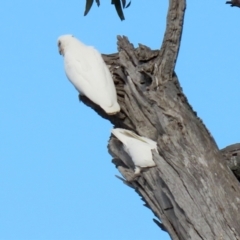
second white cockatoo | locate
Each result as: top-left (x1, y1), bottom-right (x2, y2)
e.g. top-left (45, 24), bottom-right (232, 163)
top-left (57, 35), bottom-right (120, 115)
top-left (111, 128), bottom-right (158, 176)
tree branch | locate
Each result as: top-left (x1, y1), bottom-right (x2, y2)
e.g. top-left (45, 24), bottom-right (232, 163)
top-left (221, 143), bottom-right (240, 181)
top-left (155, 0), bottom-right (186, 79)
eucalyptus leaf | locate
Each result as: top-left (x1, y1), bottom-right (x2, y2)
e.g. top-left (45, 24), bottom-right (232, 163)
top-left (84, 0), bottom-right (94, 16)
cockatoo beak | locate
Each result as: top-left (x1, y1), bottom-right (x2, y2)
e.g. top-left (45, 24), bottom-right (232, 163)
top-left (58, 41), bottom-right (63, 55)
top-left (58, 46), bottom-right (63, 55)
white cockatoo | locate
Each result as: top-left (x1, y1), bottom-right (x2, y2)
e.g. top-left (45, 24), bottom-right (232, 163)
top-left (111, 128), bottom-right (158, 176)
top-left (57, 35), bottom-right (120, 115)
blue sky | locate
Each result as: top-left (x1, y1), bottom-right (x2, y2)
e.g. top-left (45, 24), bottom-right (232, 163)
top-left (1, 1), bottom-right (240, 240)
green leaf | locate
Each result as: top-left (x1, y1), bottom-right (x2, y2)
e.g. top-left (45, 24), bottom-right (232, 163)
top-left (125, 1), bottom-right (131, 8)
top-left (84, 0), bottom-right (94, 16)
top-left (121, 0), bottom-right (126, 8)
top-left (95, 0), bottom-right (100, 7)
top-left (112, 0), bottom-right (125, 21)
top-left (84, 0), bottom-right (130, 20)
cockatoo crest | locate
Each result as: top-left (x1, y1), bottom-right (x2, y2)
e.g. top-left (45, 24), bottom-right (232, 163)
top-left (58, 35), bottom-right (120, 115)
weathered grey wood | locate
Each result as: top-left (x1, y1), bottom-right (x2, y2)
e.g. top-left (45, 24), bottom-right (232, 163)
top-left (221, 143), bottom-right (240, 181)
top-left (80, 0), bottom-right (240, 239)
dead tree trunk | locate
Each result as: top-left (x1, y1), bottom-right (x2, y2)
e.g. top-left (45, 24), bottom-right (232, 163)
top-left (80, 0), bottom-right (240, 239)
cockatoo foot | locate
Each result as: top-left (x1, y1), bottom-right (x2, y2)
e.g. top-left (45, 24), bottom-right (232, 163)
top-left (107, 111), bottom-right (119, 115)
top-left (127, 175), bottom-right (140, 182)
top-left (127, 167), bottom-right (141, 182)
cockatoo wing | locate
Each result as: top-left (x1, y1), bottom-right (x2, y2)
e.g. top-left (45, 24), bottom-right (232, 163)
top-left (64, 45), bottom-right (118, 109)
top-left (111, 128), bottom-right (157, 169)
top-left (123, 140), bottom-right (156, 168)
top-left (59, 35), bottom-right (120, 114)
top-left (120, 129), bottom-right (158, 152)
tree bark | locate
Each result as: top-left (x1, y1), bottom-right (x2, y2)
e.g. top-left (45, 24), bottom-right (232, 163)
top-left (221, 143), bottom-right (240, 181)
top-left (80, 0), bottom-right (240, 239)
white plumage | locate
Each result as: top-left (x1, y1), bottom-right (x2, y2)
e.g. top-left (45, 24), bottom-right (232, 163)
top-left (111, 128), bottom-right (157, 175)
top-left (57, 35), bottom-right (120, 115)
